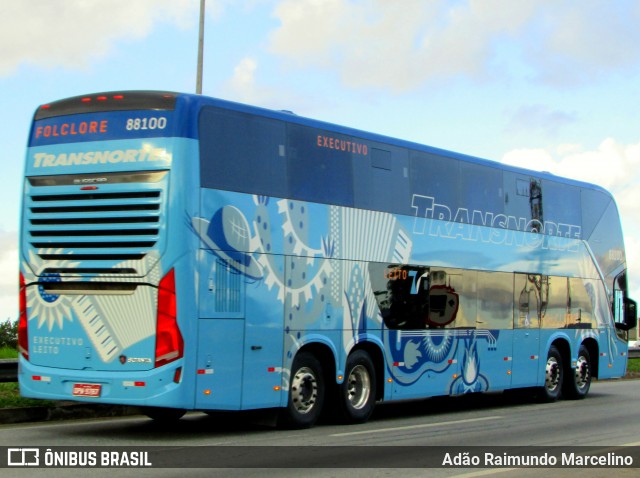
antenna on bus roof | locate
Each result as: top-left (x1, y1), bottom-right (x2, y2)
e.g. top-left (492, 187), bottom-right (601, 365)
top-left (196, 0), bottom-right (205, 94)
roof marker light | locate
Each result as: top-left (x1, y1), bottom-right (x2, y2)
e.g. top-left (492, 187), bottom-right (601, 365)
top-left (81, 97), bottom-right (91, 103)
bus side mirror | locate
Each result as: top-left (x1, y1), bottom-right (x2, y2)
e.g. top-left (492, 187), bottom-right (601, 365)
top-left (616, 298), bottom-right (637, 331)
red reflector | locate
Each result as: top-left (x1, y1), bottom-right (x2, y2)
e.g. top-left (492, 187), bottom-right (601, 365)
top-left (80, 186), bottom-right (98, 191)
top-left (267, 367), bottom-right (276, 373)
top-left (32, 376), bottom-right (42, 381)
top-left (174, 368), bottom-right (182, 383)
top-left (134, 381), bottom-right (145, 387)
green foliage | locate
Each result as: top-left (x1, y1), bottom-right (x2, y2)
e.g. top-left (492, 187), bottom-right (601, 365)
top-left (0, 347), bottom-right (17, 359)
top-left (0, 319), bottom-right (17, 349)
top-left (0, 383), bottom-right (54, 408)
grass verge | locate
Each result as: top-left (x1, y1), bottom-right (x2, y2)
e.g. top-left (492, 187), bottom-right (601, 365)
top-left (1, 347), bottom-right (55, 408)
top-left (0, 347), bottom-right (17, 359)
top-left (627, 357), bottom-right (640, 374)
top-left (0, 383), bottom-right (55, 408)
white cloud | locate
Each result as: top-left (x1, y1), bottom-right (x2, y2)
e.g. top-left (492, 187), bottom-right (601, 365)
top-left (502, 139), bottom-right (640, 194)
top-left (526, 1), bottom-right (640, 85)
top-left (505, 105), bottom-right (577, 138)
top-left (223, 56), bottom-right (314, 111)
top-left (228, 57), bottom-right (259, 97)
top-left (0, 0), bottom-right (199, 76)
top-left (268, 0), bottom-right (640, 91)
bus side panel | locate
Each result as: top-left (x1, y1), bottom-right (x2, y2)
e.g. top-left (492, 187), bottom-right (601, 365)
top-left (242, 253), bottom-right (285, 409)
top-left (597, 329), bottom-right (629, 379)
top-left (195, 318), bottom-right (243, 410)
top-left (386, 329), bottom-right (514, 400)
top-left (511, 329), bottom-right (541, 388)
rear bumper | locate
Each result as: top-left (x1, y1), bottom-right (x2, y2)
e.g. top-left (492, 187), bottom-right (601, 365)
top-left (18, 356), bottom-right (190, 408)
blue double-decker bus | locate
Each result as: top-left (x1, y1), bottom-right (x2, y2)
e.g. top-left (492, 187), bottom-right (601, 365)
top-left (18, 91), bottom-right (637, 428)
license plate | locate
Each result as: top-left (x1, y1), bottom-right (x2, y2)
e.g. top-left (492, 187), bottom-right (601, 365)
top-left (72, 383), bottom-right (102, 398)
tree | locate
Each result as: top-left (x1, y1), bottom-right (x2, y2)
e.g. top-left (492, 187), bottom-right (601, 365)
top-left (0, 318), bottom-right (18, 349)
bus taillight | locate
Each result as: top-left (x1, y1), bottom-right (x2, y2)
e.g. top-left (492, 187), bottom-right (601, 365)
top-left (18, 273), bottom-right (29, 360)
top-left (155, 269), bottom-right (184, 368)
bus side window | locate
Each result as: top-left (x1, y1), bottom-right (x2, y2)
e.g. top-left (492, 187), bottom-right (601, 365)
top-left (514, 273), bottom-right (543, 329)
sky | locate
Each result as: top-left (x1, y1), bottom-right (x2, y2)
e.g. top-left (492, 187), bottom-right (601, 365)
top-left (1, 0), bottom-right (640, 327)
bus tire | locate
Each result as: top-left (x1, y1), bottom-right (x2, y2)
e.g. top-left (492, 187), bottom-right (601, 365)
top-left (141, 406), bottom-right (186, 422)
top-left (538, 345), bottom-right (563, 402)
top-left (338, 350), bottom-right (376, 424)
top-left (278, 352), bottom-right (325, 429)
top-left (563, 345), bottom-right (591, 400)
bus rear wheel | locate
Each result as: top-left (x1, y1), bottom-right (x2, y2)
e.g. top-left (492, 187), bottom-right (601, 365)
top-left (563, 345), bottom-right (591, 400)
top-left (278, 352), bottom-right (325, 429)
top-left (338, 350), bottom-right (376, 424)
top-left (538, 345), bottom-right (563, 402)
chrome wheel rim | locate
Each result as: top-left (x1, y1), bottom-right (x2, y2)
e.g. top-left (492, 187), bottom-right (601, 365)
top-left (346, 364), bottom-right (371, 410)
top-left (291, 367), bottom-right (318, 414)
top-left (545, 356), bottom-right (560, 392)
top-left (574, 355), bottom-right (590, 390)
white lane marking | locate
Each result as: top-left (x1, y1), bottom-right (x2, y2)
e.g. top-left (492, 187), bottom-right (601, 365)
top-left (330, 416), bottom-right (501, 437)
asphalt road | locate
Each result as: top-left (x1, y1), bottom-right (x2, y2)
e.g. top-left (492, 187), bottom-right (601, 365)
top-left (0, 379), bottom-right (638, 477)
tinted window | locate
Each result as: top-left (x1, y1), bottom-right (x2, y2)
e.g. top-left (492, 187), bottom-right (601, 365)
top-left (476, 271), bottom-right (513, 329)
top-left (287, 125), bottom-right (354, 207)
top-left (514, 273), bottom-right (543, 329)
top-left (460, 162), bottom-right (504, 224)
top-left (567, 277), bottom-right (594, 329)
top-left (542, 276), bottom-right (568, 329)
top-left (544, 181), bottom-right (582, 237)
top-left (369, 263), bottom-right (430, 330)
top-left (427, 269), bottom-right (463, 328)
top-left (199, 108), bottom-right (287, 197)
top-left (410, 151), bottom-right (460, 213)
top-left (353, 145), bottom-right (410, 214)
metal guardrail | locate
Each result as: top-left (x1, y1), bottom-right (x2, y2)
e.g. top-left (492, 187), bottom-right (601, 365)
top-left (0, 350), bottom-right (638, 383)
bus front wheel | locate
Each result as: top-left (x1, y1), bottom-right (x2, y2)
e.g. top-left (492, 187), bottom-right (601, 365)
top-left (278, 352), bottom-right (325, 429)
top-left (538, 345), bottom-right (563, 402)
top-left (338, 350), bottom-right (376, 424)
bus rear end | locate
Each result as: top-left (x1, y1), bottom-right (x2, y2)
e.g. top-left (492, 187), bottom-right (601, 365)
top-left (18, 92), bottom-right (198, 412)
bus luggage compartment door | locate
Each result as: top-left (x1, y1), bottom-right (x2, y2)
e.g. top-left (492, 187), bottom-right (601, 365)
top-left (195, 318), bottom-right (244, 410)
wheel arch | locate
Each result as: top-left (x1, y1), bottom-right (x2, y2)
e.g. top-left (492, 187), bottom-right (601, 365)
top-left (550, 337), bottom-right (571, 368)
top-left (293, 340), bottom-right (337, 399)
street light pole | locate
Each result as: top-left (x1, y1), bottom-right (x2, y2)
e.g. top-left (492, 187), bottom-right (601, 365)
top-left (196, 0), bottom-right (205, 94)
